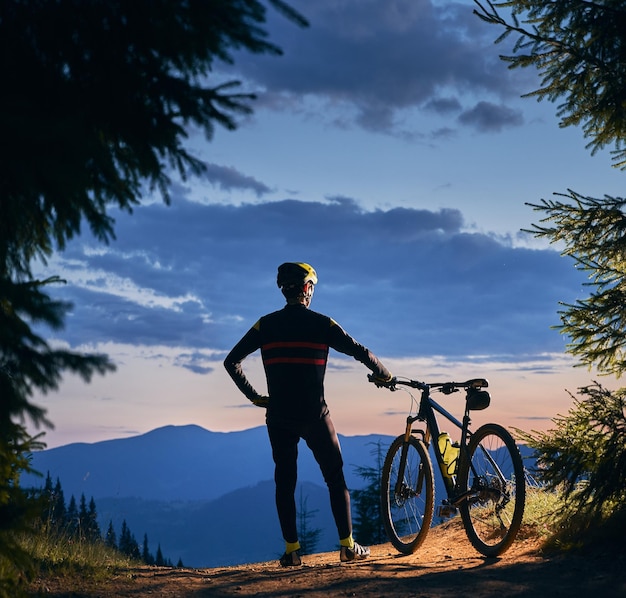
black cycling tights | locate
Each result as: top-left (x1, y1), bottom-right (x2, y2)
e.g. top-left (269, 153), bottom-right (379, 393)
top-left (267, 415), bottom-right (351, 543)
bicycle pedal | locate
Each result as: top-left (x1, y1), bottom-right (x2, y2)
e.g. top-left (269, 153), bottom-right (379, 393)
top-left (437, 505), bottom-right (458, 518)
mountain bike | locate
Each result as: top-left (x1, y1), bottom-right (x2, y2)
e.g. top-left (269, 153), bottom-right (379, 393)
top-left (369, 375), bottom-right (525, 558)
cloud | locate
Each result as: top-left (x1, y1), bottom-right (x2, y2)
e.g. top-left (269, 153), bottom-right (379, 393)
top-left (41, 196), bottom-right (585, 370)
top-left (202, 163), bottom-right (272, 196)
top-left (424, 97), bottom-right (463, 115)
top-left (458, 101), bottom-right (524, 132)
top-left (225, 0), bottom-right (527, 136)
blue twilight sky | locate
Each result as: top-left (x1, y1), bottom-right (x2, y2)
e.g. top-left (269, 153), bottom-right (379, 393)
top-left (33, 0), bottom-right (622, 448)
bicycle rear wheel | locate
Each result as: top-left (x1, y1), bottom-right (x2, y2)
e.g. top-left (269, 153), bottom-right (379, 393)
top-left (457, 423), bottom-right (525, 557)
top-left (380, 435), bottom-right (434, 554)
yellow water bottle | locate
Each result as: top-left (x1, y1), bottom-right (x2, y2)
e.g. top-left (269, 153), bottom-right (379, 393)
top-left (438, 432), bottom-right (460, 478)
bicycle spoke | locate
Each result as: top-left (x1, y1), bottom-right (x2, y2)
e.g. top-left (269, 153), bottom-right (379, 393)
top-left (458, 424), bottom-right (525, 557)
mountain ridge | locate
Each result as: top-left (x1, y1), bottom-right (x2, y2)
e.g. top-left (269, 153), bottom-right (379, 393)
top-left (22, 424), bottom-right (393, 502)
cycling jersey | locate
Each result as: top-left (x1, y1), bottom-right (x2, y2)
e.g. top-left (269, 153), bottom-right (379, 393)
top-left (224, 303), bottom-right (390, 423)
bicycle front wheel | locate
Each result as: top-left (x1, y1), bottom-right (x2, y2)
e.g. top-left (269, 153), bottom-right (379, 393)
top-left (457, 423), bottom-right (525, 557)
top-left (380, 435), bottom-right (434, 554)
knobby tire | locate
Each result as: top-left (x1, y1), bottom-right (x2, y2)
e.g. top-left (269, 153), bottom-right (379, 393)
top-left (457, 423), bottom-right (525, 557)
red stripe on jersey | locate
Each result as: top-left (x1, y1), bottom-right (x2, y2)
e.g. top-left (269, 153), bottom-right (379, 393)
top-left (264, 357), bottom-right (327, 366)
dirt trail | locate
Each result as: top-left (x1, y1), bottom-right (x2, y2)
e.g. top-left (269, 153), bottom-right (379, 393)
top-left (30, 520), bottom-right (625, 597)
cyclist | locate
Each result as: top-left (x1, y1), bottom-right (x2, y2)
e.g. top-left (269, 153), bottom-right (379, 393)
top-left (224, 262), bottom-right (393, 566)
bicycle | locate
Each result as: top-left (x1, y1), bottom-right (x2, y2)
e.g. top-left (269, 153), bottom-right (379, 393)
top-left (368, 375), bottom-right (525, 558)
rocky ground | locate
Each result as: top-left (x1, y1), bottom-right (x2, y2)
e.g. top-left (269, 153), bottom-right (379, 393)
top-left (29, 519), bottom-right (625, 597)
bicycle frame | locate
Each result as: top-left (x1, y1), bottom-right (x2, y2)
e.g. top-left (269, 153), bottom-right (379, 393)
top-left (420, 388), bottom-right (470, 497)
top-left (397, 380), bottom-right (492, 509)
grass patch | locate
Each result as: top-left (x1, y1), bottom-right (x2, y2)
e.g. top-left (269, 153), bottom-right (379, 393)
top-left (520, 484), bottom-right (562, 539)
top-left (17, 528), bottom-right (138, 596)
top-left (26, 533), bottom-right (132, 570)
top-left (519, 482), bottom-right (626, 554)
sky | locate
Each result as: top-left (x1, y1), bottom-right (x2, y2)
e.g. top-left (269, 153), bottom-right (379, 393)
top-left (31, 0), bottom-right (625, 448)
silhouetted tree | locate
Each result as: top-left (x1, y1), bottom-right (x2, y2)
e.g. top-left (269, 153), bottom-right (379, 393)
top-left (516, 383), bottom-right (626, 543)
top-left (0, 0), bottom-right (307, 588)
top-left (0, 429), bottom-right (41, 596)
top-left (39, 472), bottom-right (55, 526)
top-left (525, 192), bottom-right (626, 376)
top-left (155, 545), bottom-right (165, 567)
top-left (78, 494), bottom-right (89, 541)
top-left (105, 520), bottom-right (117, 550)
top-left (85, 497), bottom-right (101, 542)
top-left (474, 0), bottom-right (626, 168)
top-left (142, 534), bottom-right (155, 566)
top-left (476, 0), bottom-right (626, 547)
top-left (351, 442), bottom-right (386, 546)
top-left (118, 520), bottom-right (140, 560)
top-left (296, 488), bottom-right (321, 556)
top-left (65, 496), bottom-right (79, 538)
top-left (51, 478), bottom-right (66, 530)
top-left (38, 473), bottom-right (67, 532)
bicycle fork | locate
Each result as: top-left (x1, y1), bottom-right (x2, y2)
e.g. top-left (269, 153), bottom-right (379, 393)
top-left (394, 414), bottom-right (426, 499)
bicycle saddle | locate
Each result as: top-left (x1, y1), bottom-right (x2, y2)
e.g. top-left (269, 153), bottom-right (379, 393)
top-left (466, 378), bottom-right (489, 388)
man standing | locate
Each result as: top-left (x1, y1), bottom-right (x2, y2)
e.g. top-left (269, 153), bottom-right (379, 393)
top-left (224, 262), bottom-right (393, 566)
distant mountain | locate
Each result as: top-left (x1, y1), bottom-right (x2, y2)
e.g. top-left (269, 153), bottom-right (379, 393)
top-left (22, 424), bottom-right (394, 502)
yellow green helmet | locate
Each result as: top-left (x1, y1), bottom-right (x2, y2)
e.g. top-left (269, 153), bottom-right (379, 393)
top-left (277, 262), bottom-right (318, 289)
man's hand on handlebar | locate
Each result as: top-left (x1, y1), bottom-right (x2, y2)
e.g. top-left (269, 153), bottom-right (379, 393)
top-left (368, 373), bottom-right (397, 389)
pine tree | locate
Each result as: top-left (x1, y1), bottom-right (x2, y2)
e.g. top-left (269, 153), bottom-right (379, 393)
top-left (0, 0), bottom-right (307, 586)
top-left (0, 428), bottom-right (41, 592)
top-left (51, 478), bottom-right (66, 530)
top-left (475, 0), bottom-right (626, 548)
top-left (42, 472), bottom-right (53, 498)
top-left (142, 534), bottom-right (155, 566)
top-left (118, 521), bottom-right (142, 560)
top-left (515, 383), bottom-right (626, 543)
top-left (78, 494), bottom-right (89, 541)
top-left (525, 192), bottom-right (626, 377)
top-left (474, 0), bottom-right (626, 168)
top-left (65, 496), bottom-right (79, 539)
top-left (40, 472), bottom-right (54, 527)
top-left (155, 545), bottom-right (165, 567)
top-left (118, 520), bottom-right (132, 556)
top-left (86, 497), bottom-right (101, 542)
top-left (296, 488), bottom-right (321, 556)
top-left (105, 520), bottom-right (117, 550)
top-left (38, 473), bottom-right (66, 532)
top-left (129, 534), bottom-right (140, 560)
top-left (351, 442), bottom-right (387, 546)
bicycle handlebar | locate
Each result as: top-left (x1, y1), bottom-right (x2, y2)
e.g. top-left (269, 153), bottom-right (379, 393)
top-left (368, 374), bottom-right (488, 393)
